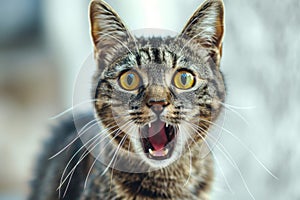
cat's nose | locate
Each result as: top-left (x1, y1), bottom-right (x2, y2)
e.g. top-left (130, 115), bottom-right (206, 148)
top-left (147, 99), bottom-right (169, 115)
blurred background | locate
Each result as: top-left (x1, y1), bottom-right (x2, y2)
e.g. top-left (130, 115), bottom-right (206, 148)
top-left (0, 0), bottom-right (299, 200)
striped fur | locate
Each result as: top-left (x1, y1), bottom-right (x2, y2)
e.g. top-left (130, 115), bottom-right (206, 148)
top-left (29, 0), bottom-right (226, 199)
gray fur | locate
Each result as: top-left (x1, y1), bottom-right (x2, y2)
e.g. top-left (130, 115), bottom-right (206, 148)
top-left (29, 0), bottom-right (226, 199)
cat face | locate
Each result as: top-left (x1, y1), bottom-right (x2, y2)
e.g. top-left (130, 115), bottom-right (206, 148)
top-left (90, 0), bottom-right (225, 168)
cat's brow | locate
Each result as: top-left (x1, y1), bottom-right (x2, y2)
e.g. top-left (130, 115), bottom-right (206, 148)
top-left (135, 47), bottom-right (178, 69)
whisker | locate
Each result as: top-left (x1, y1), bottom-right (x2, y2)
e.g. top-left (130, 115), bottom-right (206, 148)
top-left (190, 120), bottom-right (266, 200)
top-left (214, 140), bottom-right (256, 200)
top-left (212, 148), bottom-right (234, 194)
top-left (179, 125), bottom-right (192, 187)
top-left (64, 130), bottom-right (114, 195)
top-left (101, 130), bottom-right (129, 176)
top-left (49, 99), bottom-right (99, 120)
top-left (51, 112), bottom-right (132, 160)
top-left (83, 121), bottom-right (133, 188)
top-left (188, 107), bottom-right (227, 155)
top-left (190, 122), bottom-right (242, 169)
top-left (109, 125), bottom-right (135, 191)
top-left (49, 119), bottom-right (99, 160)
top-left (183, 121), bottom-right (234, 195)
top-left (218, 101), bottom-right (250, 126)
top-left (58, 121), bottom-right (117, 198)
top-left (195, 126), bottom-right (235, 194)
top-left (57, 119), bottom-right (124, 191)
top-left (218, 101), bottom-right (256, 110)
top-left (83, 130), bottom-right (123, 189)
top-left (199, 118), bottom-right (278, 180)
top-left (185, 121), bottom-right (220, 158)
top-left (58, 122), bottom-right (119, 197)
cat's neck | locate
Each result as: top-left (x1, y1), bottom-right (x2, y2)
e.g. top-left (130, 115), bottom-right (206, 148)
top-left (89, 147), bottom-right (213, 199)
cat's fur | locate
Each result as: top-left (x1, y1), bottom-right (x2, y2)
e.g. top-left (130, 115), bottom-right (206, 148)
top-left (29, 0), bottom-right (225, 199)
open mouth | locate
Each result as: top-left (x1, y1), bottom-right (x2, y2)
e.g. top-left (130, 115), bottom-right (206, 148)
top-left (139, 120), bottom-right (177, 160)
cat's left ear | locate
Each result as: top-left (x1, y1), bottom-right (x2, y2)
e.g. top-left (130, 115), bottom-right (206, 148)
top-left (180, 0), bottom-right (225, 62)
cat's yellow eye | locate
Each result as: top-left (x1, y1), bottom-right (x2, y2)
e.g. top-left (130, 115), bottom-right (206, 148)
top-left (119, 70), bottom-right (141, 91)
top-left (173, 70), bottom-right (195, 90)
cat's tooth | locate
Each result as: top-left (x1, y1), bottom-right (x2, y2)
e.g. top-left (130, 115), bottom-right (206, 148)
top-left (149, 123), bottom-right (151, 128)
top-left (149, 149), bottom-right (153, 155)
top-left (163, 148), bottom-right (169, 155)
top-left (166, 123), bottom-right (169, 128)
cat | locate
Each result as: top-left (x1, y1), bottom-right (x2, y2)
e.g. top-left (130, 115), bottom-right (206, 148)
top-left (28, 0), bottom-right (225, 199)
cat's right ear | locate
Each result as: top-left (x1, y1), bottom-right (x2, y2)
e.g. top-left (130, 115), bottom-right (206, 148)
top-left (90, 0), bottom-right (133, 64)
top-left (179, 0), bottom-right (225, 65)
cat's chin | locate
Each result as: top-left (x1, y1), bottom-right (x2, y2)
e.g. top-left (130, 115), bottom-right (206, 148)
top-left (138, 145), bottom-right (183, 169)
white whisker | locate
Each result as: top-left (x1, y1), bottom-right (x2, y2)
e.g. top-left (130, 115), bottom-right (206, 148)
top-left (183, 121), bottom-right (233, 194)
top-left (199, 118), bottom-right (278, 180)
top-left (179, 125), bottom-right (192, 187)
top-left (214, 142), bottom-right (256, 200)
top-left (218, 101), bottom-right (256, 110)
top-left (218, 101), bottom-right (250, 126)
top-left (109, 125), bottom-right (135, 190)
top-left (101, 130), bottom-right (129, 176)
top-left (49, 119), bottom-right (99, 160)
top-left (58, 122), bottom-right (119, 197)
top-left (49, 99), bottom-right (98, 120)
top-left (51, 113), bottom-right (130, 160)
top-left (83, 120), bottom-right (133, 188)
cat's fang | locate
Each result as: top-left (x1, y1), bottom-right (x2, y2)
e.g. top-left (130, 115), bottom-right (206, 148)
top-left (149, 123), bottom-right (151, 128)
top-left (166, 123), bottom-right (169, 127)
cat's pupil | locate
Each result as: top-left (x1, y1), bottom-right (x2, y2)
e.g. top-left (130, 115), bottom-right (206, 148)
top-left (127, 74), bottom-right (134, 85)
top-left (181, 74), bottom-right (187, 85)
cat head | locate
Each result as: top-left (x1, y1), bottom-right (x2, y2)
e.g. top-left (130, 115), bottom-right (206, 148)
top-left (90, 0), bottom-right (225, 169)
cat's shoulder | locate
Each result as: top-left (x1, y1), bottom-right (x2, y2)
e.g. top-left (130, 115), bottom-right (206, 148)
top-left (28, 112), bottom-right (95, 200)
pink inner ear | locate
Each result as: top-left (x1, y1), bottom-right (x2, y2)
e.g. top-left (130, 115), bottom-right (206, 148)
top-left (148, 121), bottom-right (168, 151)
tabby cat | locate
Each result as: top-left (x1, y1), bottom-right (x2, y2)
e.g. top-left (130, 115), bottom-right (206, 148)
top-left (29, 0), bottom-right (225, 199)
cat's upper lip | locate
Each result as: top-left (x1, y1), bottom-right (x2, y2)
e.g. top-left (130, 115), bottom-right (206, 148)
top-left (139, 120), bottom-right (177, 160)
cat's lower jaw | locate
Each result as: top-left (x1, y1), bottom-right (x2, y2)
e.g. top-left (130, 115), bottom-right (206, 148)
top-left (87, 144), bottom-right (213, 200)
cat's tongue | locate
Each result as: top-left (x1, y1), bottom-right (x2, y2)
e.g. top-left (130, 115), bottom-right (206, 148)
top-left (148, 121), bottom-right (168, 151)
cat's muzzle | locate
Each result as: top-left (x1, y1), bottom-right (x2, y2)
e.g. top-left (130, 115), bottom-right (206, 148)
top-left (139, 120), bottom-right (177, 160)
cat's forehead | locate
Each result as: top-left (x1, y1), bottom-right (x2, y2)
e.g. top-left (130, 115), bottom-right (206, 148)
top-left (108, 37), bottom-right (207, 71)
top-left (136, 37), bottom-right (204, 65)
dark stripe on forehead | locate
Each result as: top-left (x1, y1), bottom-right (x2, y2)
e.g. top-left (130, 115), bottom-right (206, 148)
top-left (172, 53), bottom-right (177, 69)
top-left (136, 47), bottom-right (178, 67)
top-left (162, 50), bottom-right (166, 63)
top-left (135, 53), bottom-right (141, 67)
top-left (151, 48), bottom-right (162, 64)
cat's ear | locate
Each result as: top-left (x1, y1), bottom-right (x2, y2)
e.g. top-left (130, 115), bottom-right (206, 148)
top-left (90, 0), bottom-right (133, 63)
top-left (180, 0), bottom-right (225, 61)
